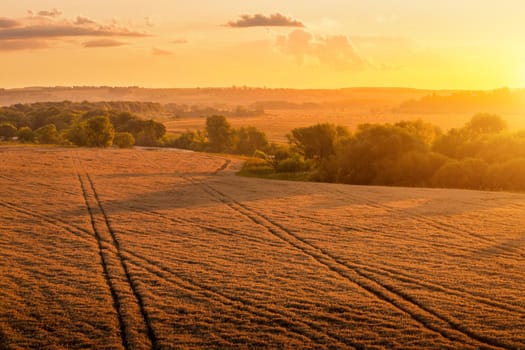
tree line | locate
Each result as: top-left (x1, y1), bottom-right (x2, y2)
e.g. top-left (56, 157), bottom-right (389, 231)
top-left (0, 102), bottom-right (166, 148)
top-left (164, 113), bottom-right (525, 191)
top-left (2, 103), bottom-right (524, 192)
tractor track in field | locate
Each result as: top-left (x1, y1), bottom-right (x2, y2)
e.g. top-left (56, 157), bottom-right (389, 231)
top-left (105, 209), bottom-right (360, 347)
top-left (256, 208), bottom-right (525, 314)
top-left (0, 173), bottom-right (79, 197)
top-left (0, 200), bottom-right (91, 239)
top-left (70, 152), bottom-right (157, 350)
top-left (76, 173), bottom-right (131, 350)
top-left (185, 174), bottom-right (513, 350)
top-left (80, 171), bottom-right (158, 350)
top-left (263, 208), bottom-right (487, 255)
top-left (5, 191), bottom-right (522, 320)
top-left (120, 246), bottom-right (359, 349)
top-left (330, 188), bottom-right (524, 259)
top-left (1, 191), bottom-right (351, 348)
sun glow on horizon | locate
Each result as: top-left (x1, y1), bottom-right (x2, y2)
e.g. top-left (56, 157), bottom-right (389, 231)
top-left (1, 1), bottom-right (524, 90)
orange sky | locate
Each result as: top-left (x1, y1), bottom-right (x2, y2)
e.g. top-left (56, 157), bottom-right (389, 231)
top-left (1, 1), bottom-right (524, 89)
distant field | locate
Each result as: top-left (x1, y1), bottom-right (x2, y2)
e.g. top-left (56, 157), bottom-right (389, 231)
top-left (1, 146), bottom-right (524, 349)
top-left (165, 110), bottom-right (525, 143)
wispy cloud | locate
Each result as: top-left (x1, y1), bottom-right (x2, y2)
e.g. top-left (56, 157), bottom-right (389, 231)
top-left (37, 9), bottom-right (62, 18)
top-left (152, 47), bottom-right (172, 56)
top-left (0, 18), bottom-right (20, 29)
top-left (0, 39), bottom-right (48, 51)
top-left (0, 10), bottom-right (149, 51)
top-left (277, 30), bottom-right (367, 70)
top-left (74, 16), bottom-right (96, 25)
top-left (173, 39), bottom-right (188, 44)
top-left (228, 13), bottom-right (304, 28)
top-left (83, 39), bottom-right (127, 48)
top-left (0, 25), bottom-right (148, 40)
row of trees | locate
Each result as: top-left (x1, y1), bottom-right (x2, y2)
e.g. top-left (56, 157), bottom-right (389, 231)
top-left (164, 113), bottom-right (525, 191)
top-left (0, 102), bottom-right (166, 148)
top-left (281, 114), bottom-right (525, 191)
top-left (166, 115), bottom-right (270, 155)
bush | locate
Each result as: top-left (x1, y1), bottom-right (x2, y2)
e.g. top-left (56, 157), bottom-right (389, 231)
top-left (35, 124), bottom-right (60, 144)
top-left (65, 116), bottom-right (114, 147)
top-left (17, 126), bottom-right (35, 143)
top-left (0, 122), bottom-right (17, 140)
top-left (486, 158), bottom-right (525, 191)
top-left (240, 160), bottom-right (275, 176)
top-left (432, 158), bottom-right (489, 189)
top-left (275, 156), bottom-right (307, 173)
top-left (113, 132), bottom-right (135, 148)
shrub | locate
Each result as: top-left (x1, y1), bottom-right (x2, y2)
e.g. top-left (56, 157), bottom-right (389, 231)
top-left (486, 158), bottom-right (525, 191)
top-left (275, 156), bottom-right (307, 173)
top-left (432, 158), bottom-right (488, 189)
top-left (0, 122), bottom-right (17, 140)
top-left (113, 132), bottom-right (135, 148)
top-left (241, 160), bottom-right (275, 176)
top-left (35, 124), bottom-right (60, 144)
top-left (17, 126), bottom-right (35, 143)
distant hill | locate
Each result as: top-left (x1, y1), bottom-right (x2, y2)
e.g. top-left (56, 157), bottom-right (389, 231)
top-left (396, 88), bottom-right (525, 114)
top-left (0, 86), bottom-right (431, 109)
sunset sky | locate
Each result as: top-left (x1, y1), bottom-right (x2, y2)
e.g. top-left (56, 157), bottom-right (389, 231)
top-left (1, 1), bottom-right (524, 89)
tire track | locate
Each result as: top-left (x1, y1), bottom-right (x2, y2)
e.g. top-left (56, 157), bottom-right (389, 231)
top-left (268, 208), bottom-right (485, 255)
top-left (261, 208), bottom-right (525, 314)
top-left (76, 173), bottom-right (130, 350)
top-left (83, 173), bottom-right (157, 350)
top-left (7, 190), bottom-right (521, 321)
top-left (105, 206), bottom-right (359, 347)
top-left (333, 188), bottom-right (523, 258)
top-left (185, 175), bottom-right (511, 350)
top-left (0, 173), bottom-right (79, 197)
top-left (0, 200), bottom-right (91, 239)
top-left (6, 190), bottom-right (355, 349)
top-left (120, 246), bottom-right (359, 349)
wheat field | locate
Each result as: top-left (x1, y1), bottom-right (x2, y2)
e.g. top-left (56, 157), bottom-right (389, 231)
top-left (0, 146), bottom-right (524, 349)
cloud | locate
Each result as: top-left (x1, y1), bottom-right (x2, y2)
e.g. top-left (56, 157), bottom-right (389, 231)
top-left (0, 18), bottom-right (20, 29)
top-left (83, 39), bottom-right (127, 48)
top-left (0, 39), bottom-right (48, 51)
top-left (0, 13), bottom-right (149, 51)
top-left (152, 48), bottom-right (172, 56)
top-left (228, 13), bottom-right (304, 28)
top-left (172, 39), bottom-right (188, 44)
top-left (74, 16), bottom-right (96, 25)
top-left (0, 25), bottom-right (148, 41)
top-left (37, 9), bottom-right (62, 18)
top-left (277, 30), bottom-right (366, 70)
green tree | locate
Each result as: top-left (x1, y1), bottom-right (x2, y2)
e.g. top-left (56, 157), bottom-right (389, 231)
top-left (465, 113), bottom-right (507, 135)
top-left (113, 132), bottom-right (135, 148)
top-left (332, 124), bottom-right (426, 185)
top-left (206, 115), bottom-right (232, 152)
top-left (35, 124), bottom-right (60, 144)
top-left (0, 122), bottom-right (17, 140)
top-left (486, 158), bottom-right (525, 191)
top-left (431, 158), bottom-right (489, 189)
top-left (84, 116), bottom-right (115, 147)
top-left (394, 120), bottom-right (442, 148)
top-left (17, 126), bottom-right (35, 143)
top-left (288, 123), bottom-right (348, 160)
top-left (233, 126), bottom-right (269, 155)
top-left (65, 116), bottom-right (115, 147)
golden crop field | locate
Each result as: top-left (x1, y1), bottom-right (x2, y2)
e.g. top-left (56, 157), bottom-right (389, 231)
top-left (0, 146), bottom-right (524, 349)
top-left (165, 110), bottom-right (525, 144)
